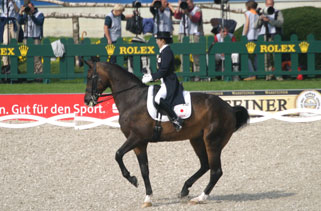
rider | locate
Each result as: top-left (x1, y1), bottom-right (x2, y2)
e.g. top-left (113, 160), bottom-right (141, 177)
top-left (142, 31), bottom-right (184, 131)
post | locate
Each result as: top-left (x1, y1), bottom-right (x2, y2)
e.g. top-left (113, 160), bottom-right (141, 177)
top-left (72, 17), bottom-right (80, 67)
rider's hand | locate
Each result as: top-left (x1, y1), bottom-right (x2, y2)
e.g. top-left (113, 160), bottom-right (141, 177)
top-left (142, 74), bottom-right (153, 83)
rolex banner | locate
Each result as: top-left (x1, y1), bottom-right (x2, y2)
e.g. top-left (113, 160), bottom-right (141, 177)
top-left (245, 41), bottom-right (310, 54)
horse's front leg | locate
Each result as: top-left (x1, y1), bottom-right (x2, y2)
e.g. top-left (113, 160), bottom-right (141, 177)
top-left (115, 138), bottom-right (139, 187)
top-left (134, 144), bottom-right (153, 208)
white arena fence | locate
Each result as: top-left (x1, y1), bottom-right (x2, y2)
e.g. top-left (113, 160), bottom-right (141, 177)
top-left (0, 109), bottom-right (321, 130)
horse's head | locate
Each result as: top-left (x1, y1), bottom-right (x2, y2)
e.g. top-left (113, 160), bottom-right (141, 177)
top-left (84, 60), bottom-right (110, 107)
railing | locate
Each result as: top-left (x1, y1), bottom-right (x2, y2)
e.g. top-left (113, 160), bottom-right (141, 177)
top-left (0, 34), bottom-right (320, 82)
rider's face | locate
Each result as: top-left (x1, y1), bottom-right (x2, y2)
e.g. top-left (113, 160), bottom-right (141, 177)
top-left (156, 38), bottom-right (165, 48)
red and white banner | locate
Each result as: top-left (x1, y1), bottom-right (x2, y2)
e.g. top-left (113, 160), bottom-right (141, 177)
top-left (0, 94), bottom-right (119, 129)
top-left (1, 90), bottom-right (321, 129)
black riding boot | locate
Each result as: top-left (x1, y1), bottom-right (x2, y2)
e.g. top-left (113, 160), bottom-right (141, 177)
top-left (158, 99), bottom-right (183, 131)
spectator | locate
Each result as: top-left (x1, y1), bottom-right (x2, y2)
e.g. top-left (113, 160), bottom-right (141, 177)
top-left (150, 0), bottom-right (175, 35)
top-left (1, 0), bottom-right (21, 74)
top-left (255, 0), bottom-right (284, 81)
top-left (213, 26), bottom-right (240, 81)
top-left (174, 0), bottom-right (203, 81)
top-left (141, 31), bottom-right (184, 131)
top-left (104, 4), bottom-right (133, 64)
top-left (18, 2), bottom-right (44, 76)
top-left (243, 0), bottom-right (259, 81)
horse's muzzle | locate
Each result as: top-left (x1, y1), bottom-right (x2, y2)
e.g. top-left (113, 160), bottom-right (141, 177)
top-left (84, 94), bottom-right (97, 107)
top-left (87, 101), bottom-right (95, 107)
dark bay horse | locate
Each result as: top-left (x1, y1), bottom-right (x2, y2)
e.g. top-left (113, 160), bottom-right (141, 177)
top-left (84, 61), bottom-right (249, 207)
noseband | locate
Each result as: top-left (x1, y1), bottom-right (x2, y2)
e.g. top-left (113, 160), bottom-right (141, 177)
top-left (87, 62), bottom-right (139, 105)
top-left (85, 62), bottom-right (101, 104)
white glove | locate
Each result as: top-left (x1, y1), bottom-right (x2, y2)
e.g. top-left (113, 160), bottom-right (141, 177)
top-left (142, 74), bottom-right (153, 84)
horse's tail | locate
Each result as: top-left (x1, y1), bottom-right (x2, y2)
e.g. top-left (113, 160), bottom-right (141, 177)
top-left (233, 106), bottom-right (250, 131)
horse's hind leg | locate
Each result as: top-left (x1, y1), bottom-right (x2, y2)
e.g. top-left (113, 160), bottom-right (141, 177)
top-left (180, 136), bottom-right (209, 198)
top-left (190, 130), bottom-right (232, 204)
top-left (134, 144), bottom-right (153, 208)
top-left (115, 137), bottom-right (139, 187)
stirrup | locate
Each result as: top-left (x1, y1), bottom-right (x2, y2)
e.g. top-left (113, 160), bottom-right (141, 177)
top-left (172, 118), bottom-right (183, 132)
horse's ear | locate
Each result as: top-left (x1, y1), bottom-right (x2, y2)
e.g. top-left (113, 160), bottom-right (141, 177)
top-left (82, 56), bottom-right (100, 68)
top-left (83, 59), bottom-right (94, 68)
top-left (90, 56), bottom-right (100, 62)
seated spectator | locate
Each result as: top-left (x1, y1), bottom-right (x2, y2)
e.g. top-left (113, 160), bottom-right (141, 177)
top-left (213, 26), bottom-right (239, 81)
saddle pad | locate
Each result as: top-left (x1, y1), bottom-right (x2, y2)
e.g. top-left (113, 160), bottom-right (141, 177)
top-left (147, 85), bottom-right (192, 122)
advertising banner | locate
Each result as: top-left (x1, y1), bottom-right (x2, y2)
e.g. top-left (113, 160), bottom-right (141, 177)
top-left (1, 89), bottom-right (321, 128)
top-left (0, 94), bottom-right (117, 118)
top-left (215, 89), bottom-right (321, 112)
top-left (0, 94), bottom-right (119, 129)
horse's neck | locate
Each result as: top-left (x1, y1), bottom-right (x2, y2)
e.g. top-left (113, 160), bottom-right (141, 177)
top-left (113, 86), bottom-right (147, 115)
top-left (108, 70), bottom-right (143, 114)
top-left (109, 70), bottom-right (139, 93)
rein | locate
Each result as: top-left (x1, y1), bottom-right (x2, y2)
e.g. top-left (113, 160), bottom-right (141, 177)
top-left (97, 84), bottom-right (139, 104)
top-left (90, 62), bottom-right (139, 105)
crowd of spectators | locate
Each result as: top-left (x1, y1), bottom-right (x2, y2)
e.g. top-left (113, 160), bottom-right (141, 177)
top-left (103, 0), bottom-right (284, 81)
top-left (0, 0), bottom-right (285, 82)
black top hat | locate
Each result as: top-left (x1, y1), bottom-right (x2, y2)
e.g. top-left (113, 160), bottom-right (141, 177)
top-left (155, 31), bottom-right (172, 39)
top-left (155, 31), bottom-right (173, 43)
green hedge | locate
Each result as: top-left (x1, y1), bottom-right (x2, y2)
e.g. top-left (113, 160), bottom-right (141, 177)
top-left (282, 7), bottom-right (321, 41)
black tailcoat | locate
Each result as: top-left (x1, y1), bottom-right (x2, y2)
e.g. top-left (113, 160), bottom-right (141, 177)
top-left (152, 45), bottom-right (185, 107)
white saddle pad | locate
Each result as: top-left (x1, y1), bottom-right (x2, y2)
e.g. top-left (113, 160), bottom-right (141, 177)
top-left (147, 85), bottom-right (192, 122)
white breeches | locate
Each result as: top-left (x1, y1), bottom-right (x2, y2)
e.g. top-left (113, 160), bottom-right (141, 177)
top-left (154, 83), bottom-right (167, 104)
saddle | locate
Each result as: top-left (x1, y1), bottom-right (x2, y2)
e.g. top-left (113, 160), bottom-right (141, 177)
top-left (147, 85), bottom-right (192, 122)
top-left (147, 85), bottom-right (191, 141)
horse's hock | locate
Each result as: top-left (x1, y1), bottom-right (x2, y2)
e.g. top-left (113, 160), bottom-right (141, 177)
top-left (1, 119), bottom-right (321, 210)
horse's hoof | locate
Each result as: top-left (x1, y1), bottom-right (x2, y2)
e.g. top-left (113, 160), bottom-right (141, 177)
top-left (189, 192), bottom-right (208, 205)
top-left (180, 189), bottom-right (189, 198)
top-left (141, 202), bottom-right (152, 208)
top-left (130, 176), bottom-right (138, 187)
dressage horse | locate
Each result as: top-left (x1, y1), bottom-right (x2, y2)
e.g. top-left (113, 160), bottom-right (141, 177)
top-left (84, 61), bottom-right (249, 207)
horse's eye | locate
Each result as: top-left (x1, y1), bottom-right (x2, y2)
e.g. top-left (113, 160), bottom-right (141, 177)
top-left (87, 72), bottom-right (93, 80)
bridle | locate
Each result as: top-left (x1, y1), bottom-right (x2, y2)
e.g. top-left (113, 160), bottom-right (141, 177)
top-left (87, 62), bottom-right (139, 105)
